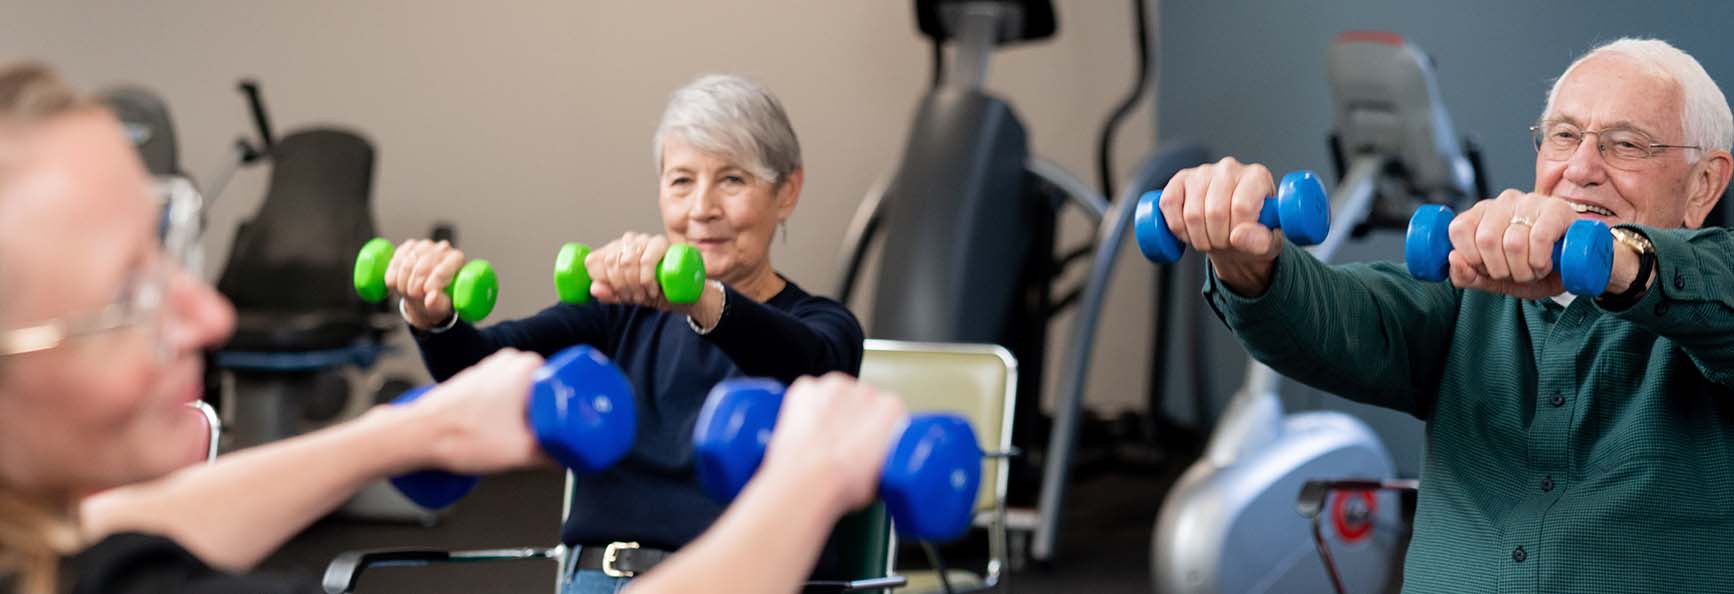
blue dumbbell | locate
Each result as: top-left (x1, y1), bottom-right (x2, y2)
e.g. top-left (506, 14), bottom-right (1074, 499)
top-left (1134, 170), bottom-right (1331, 264)
top-left (389, 345), bottom-right (637, 509)
top-left (691, 378), bottom-right (983, 542)
top-left (1405, 204), bottom-right (1614, 296)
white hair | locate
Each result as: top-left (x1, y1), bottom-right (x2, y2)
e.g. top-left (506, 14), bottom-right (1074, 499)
top-left (653, 73), bottom-right (802, 186)
top-left (1543, 38), bottom-right (1734, 162)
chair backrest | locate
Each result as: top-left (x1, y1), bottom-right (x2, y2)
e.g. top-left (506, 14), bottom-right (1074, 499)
top-left (216, 128), bottom-right (379, 316)
top-left (859, 339), bottom-right (1018, 515)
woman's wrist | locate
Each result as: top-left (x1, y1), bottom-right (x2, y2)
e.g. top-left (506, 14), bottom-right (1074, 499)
top-left (681, 280), bottom-right (727, 333)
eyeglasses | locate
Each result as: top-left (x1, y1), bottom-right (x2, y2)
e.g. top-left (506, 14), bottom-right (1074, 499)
top-left (1530, 119), bottom-right (1700, 171)
top-left (0, 177), bottom-right (203, 358)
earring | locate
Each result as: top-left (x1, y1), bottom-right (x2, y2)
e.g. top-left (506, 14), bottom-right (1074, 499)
top-left (779, 220), bottom-right (788, 244)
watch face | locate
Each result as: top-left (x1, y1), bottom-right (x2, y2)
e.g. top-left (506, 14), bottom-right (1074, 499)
top-left (1610, 228), bottom-right (1654, 255)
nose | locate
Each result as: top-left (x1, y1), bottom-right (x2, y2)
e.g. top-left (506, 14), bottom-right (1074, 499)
top-left (1561, 132), bottom-right (1610, 188)
top-left (162, 267), bottom-right (235, 358)
top-left (688, 179), bottom-right (723, 222)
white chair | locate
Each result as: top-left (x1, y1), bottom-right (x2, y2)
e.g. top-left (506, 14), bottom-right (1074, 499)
top-left (857, 339), bottom-right (1018, 593)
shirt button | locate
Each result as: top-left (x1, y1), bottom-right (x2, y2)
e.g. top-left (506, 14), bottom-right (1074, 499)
top-left (1550, 392), bottom-right (1566, 407)
top-left (1675, 274), bottom-right (1686, 290)
top-left (1513, 546), bottom-right (1527, 563)
top-left (1655, 302), bottom-right (1671, 316)
top-left (1541, 476), bottom-right (1555, 492)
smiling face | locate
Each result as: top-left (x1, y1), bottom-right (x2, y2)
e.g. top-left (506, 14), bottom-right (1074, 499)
top-left (656, 133), bottom-right (800, 285)
top-left (1535, 53), bottom-right (1721, 228)
top-left (0, 110), bottom-right (235, 500)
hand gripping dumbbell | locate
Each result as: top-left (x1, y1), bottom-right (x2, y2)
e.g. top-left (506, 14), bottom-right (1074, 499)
top-left (1134, 170), bottom-right (1331, 263)
top-left (389, 345), bottom-right (637, 509)
top-left (552, 242), bottom-right (707, 305)
top-left (353, 237), bottom-right (499, 323)
top-left (1404, 204), bottom-right (1614, 296)
top-left (691, 378), bottom-right (982, 541)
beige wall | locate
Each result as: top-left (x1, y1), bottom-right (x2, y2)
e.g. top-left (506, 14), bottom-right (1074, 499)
top-left (0, 0), bottom-right (1159, 413)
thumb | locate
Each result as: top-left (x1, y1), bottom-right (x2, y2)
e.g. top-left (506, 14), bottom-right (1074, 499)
top-left (1230, 223), bottom-right (1277, 258)
top-left (425, 291), bottom-right (452, 317)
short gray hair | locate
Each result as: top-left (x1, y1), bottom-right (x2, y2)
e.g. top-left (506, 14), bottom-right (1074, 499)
top-left (653, 74), bottom-right (802, 186)
top-left (1543, 38), bottom-right (1734, 161)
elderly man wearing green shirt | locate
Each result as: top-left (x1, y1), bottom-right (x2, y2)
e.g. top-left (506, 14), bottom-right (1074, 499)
top-left (1156, 38), bottom-right (1734, 593)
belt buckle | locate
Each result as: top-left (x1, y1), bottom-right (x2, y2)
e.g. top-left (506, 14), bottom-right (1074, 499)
top-left (602, 541), bottom-right (640, 578)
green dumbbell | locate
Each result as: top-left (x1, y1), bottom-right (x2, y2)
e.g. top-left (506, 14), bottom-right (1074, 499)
top-left (353, 237), bottom-right (499, 323)
top-left (554, 242), bottom-right (706, 305)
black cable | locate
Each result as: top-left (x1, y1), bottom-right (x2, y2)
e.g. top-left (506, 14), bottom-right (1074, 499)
top-left (931, 37), bottom-right (946, 89)
top-left (1095, 0), bottom-right (1152, 199)
top-left (919, 540), bottom-right (957, 594)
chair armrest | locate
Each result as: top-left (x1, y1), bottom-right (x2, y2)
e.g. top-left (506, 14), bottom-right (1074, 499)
top-left (322, 546), bottom-right (560, 594)
top-left (801, 575), bottom-right (909, 592)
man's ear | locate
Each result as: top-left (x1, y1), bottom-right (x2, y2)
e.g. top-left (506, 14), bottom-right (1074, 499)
top-left (1683, 149), bottom-right (1732, 229)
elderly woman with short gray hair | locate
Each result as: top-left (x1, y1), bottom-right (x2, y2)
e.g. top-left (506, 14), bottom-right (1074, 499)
top-left (386, 73), bottom-right (864, 593)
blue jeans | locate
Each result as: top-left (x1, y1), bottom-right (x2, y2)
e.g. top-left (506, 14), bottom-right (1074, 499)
top-left (561, 546), bottom-right (633, 594)
top-left (562, 569), bottom-right (631, 594)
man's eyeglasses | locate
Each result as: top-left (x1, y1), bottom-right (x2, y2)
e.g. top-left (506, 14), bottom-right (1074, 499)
top-left (1530, 119), bottom-right (1700, 171)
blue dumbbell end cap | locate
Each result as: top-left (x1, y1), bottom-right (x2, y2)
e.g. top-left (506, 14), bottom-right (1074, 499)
top-left (881, 414), bottom-right (982, 542)
top-left (1406, 205), bottom-right (1455, 282)
top-left (692, 378), bottom-right (786, 503)
top-left (1559, 220), bottom-right (1614, 296)
top-left (1278, 171), bottom-right (1331, 246)
top-left (532, 345), bottom-right (638, 474)
top-left (1135, 191), bottom-right (1185, 264)
top-left (387, 385), bottom-right (481, 509)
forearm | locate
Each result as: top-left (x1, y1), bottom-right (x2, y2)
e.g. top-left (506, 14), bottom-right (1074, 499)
top-left (704, 287), bottom-right (863, 382)
top-left (1598, 226), bottom-right (1734, 386)
top-left (416, 304), bottom-right (608, 381)
top-left (624, 465), bottom-right (841, 594)
top-left (79, 406), bottom-right (432, 572)
top-left (1205, 241), bottom-right (1458, 415)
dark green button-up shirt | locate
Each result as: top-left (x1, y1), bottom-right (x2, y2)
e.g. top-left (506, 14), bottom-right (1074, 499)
top-left (1203, 225), bottom-right (1734, 594)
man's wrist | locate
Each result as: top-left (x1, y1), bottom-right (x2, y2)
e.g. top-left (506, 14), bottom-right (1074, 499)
top-left (1599, 227), bottom-right (1655, 304)
top-left (1209, 254), bottom-right (1278, 298)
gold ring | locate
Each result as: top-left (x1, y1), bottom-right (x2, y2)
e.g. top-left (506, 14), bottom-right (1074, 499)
top-left (1509, 215), bottom-right (1536, 227)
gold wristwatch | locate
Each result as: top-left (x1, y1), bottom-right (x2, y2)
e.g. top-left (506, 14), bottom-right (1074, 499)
top-left (1605, 227), bottom-right (1656, 300)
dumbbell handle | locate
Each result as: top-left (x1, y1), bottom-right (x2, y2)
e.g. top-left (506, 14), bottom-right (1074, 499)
top-left (555, 242), bottom-right (707, 305)
top-left (692, 379), bottom-right (982, 541)
top-left (1135, 170), bottom-right (1330, 264)
top-left (1405, 205), bottom-right (1613, 296)
top-left (353, 237), bottom-right (498, 323)
top-left (388, 345), bottom-right (636, 509)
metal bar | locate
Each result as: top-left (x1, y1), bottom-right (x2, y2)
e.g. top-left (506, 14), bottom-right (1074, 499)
top-left (1027, 156), bottom-right (1110, 222)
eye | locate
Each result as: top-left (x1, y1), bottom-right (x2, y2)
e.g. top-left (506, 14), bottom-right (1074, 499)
top-left (669, 176), bottom-right (692, 187)
top-left (722, 174), bottom-right (746, 185)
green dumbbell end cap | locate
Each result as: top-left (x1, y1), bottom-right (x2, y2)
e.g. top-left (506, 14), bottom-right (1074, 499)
top-left (451, 259), bottom-right (499, 323)
top-left (554, 243), bottom-right (593, 305)
top-left (659, 243), bottom-right (707, 304)
top-left (354, 238), bottom-right (395, 302)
